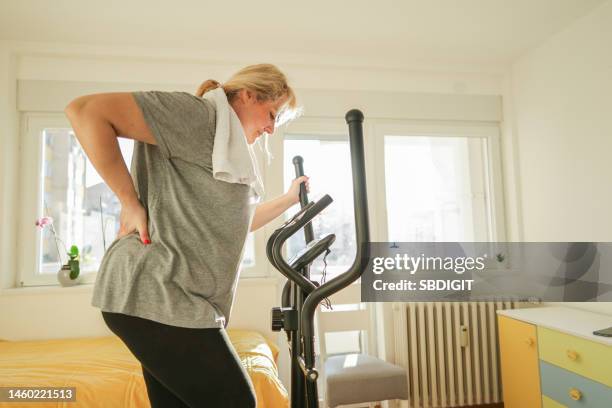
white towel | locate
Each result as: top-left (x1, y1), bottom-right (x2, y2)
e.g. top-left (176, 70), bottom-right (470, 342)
top-left (202, 87), bottom-right (265, 201)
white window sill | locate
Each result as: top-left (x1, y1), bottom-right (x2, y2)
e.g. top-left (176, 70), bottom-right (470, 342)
top-left (0, 277), bottom-right (279, 297)
top-left (0, 283), bottom-right (95, 296)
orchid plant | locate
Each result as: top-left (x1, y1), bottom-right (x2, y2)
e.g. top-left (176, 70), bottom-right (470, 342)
top-left (35, 215), bottom-right (80, 280)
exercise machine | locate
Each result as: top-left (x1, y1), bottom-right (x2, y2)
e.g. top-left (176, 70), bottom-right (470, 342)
top-left (268, 110), bottom-right (370, 408)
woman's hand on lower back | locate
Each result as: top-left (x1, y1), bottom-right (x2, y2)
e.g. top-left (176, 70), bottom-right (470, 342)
top-left (117, 198), bottom-right (151, 245)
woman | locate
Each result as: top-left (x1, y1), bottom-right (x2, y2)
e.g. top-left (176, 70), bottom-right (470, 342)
top-left (65, 64), bottom-right (305, 407)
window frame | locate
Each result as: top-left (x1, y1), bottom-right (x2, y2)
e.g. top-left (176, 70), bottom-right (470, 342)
top-left (19, 114), bottom-right (78, 286)
top-left (372, 120), bottom-right (507, 243)
top-left (243, 145), bottom-right (269, 278)
top-left (17, 113), bottom-right (266, 287)
top-left (272, 117), bottom-right (506, 247)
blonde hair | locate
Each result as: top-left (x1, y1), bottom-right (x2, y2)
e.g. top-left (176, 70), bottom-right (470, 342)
top-left (196, 63), bottom-right (300, 128)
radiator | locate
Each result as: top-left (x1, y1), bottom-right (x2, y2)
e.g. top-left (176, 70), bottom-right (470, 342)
top-left (392, 301), bottom-right (520, 408)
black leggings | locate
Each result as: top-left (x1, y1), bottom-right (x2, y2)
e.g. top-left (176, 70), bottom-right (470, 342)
top-left (101, 311), bottom-right (256, 408)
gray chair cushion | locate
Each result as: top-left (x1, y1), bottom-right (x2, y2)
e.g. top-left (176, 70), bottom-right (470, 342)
top-left (325, 353), bottom-right (408, 407)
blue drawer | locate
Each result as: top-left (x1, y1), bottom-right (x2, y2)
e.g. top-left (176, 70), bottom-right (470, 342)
top-left (540, 361), bottom-right (612, 408)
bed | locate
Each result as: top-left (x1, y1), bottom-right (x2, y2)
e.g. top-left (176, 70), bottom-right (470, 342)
top-left (0, 329), bottom-right (288, 407)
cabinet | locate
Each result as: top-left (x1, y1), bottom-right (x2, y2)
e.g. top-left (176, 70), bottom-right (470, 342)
top-left (498, 315), bottom-right (542, 408)
top-left (498, 307), bottom-right (612, 408)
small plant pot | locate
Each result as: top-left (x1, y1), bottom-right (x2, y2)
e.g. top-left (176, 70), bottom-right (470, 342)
top-left (57, 264), bottom-right (81, 287)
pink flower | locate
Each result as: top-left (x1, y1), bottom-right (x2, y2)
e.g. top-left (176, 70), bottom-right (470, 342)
top-left (35, 215), bottom-right (66, 264)
top-left (35, 216), bottom-right (54, 229)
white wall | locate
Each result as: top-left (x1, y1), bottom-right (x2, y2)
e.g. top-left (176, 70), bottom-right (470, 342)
top-left (505, 1), bottom-right (612, 314)
top-left (0, 46), bottom-right (18, 291)
top-left (0, 278), bottom-right (278, 341)
top-left (510, 1), bottom-right (612, 241)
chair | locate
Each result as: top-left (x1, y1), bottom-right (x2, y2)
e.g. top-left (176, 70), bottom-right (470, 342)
top-left (316, 283), bottom-right (408, 408)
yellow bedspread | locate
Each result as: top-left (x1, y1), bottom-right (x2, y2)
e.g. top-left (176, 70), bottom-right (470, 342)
top-left (0, 329), bottom-right (288, 407)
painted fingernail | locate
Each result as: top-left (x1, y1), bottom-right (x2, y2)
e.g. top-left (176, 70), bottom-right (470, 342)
top-left (144, 239), bottom-right (151, 245)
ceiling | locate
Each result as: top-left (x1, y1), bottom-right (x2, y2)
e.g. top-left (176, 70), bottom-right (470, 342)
top-left (0, 0), bottom-right (607, 72)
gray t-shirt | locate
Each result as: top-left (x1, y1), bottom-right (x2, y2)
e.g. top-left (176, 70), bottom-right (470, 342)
top-left (91, 91), bottom-right (253, 329)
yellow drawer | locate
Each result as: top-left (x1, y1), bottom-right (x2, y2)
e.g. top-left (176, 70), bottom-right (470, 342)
top-left (498, 316), bottom-right (542, 408)
top-left (538, 326), bottom-right (612, 387)
top-left (542, 395), bottom-right (565, 408)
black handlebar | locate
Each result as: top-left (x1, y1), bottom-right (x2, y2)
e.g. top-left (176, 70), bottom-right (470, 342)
top-left (293, 156), bottom-right (314, 240)
top-left (300, 109), bottom-right (370, 338)
top-left (277, 195), bottom-right (332, 238)
top-left (266, 194), bottom-right (333, 293)
top-left (292, 156), bottom-right (307, 203)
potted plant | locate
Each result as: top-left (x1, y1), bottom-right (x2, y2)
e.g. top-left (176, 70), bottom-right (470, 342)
top-left (35, 216), bottom-right (82, 286)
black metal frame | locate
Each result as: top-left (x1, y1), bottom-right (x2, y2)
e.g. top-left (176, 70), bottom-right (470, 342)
top-left (267, 110), bottom-right (370, 408)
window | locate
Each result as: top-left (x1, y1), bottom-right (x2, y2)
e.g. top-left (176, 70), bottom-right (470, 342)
top-left (19, 115), bottom-right (258, 287)
top-left (283, 134), bottom-right (356, 282)
top-left (39, 127), bottom-right (134, 275)
top-left (375, 123), bottom-right (504, 243)
top-left (278, 118), bottom-right (504, 389)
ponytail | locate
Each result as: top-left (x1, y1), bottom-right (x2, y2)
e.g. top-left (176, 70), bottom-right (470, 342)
top-left (195, 79), bottom-right (222, 97)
